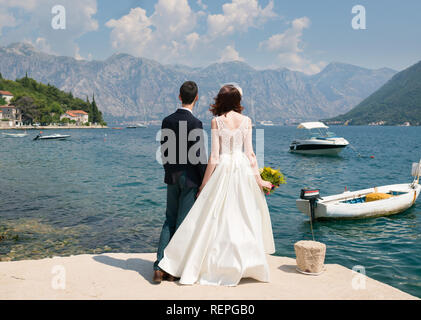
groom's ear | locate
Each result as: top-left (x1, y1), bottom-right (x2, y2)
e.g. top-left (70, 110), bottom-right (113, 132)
top-left (179, 95), bottom-right (182, 102)
top-left (194, 94), bottom-right (199, 102)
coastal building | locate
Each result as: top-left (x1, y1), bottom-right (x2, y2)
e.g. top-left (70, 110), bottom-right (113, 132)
top-left (0, 105), bottom-right (23, 127)
top-left (0, 90), bottom-right (13, 103)
top-left (369, 120), bottom-right (386, 126)
top-left (60, 110), bottom-right (89, 125)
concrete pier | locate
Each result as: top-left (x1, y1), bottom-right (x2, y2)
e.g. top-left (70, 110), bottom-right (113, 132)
top-left (0, 253), bottom-right (417, 300)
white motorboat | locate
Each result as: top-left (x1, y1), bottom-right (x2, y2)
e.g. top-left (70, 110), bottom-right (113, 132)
top-left (33, 133), bottom-right (70, 140)
top-left (136, 123), bottom-right (148, 128)
top-left (290, 122), bottom-right (349, 155)
top-left (2, 132), bottom-right (28, 137)
top-left (296, 161), bottom-right (421, 220)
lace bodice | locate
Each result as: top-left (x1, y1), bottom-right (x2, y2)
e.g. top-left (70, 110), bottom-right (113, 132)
top-left (214, 116), bottom-right (251, 155)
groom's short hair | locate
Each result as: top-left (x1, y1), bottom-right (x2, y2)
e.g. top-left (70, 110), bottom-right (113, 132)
top-left (180, 81), bottom-right (198, 105)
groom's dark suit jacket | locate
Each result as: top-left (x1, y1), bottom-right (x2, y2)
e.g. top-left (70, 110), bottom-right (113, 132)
top-left (161, 109), bottom-right (207, 188)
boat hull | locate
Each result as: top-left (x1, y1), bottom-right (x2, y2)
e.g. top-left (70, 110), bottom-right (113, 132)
top-left (39, 136), bottom-right (69, 140)
top-left (290, 138), bottom-right (349, 156)
top-left (290, 145), bottom-right (347, 155)
top-left (34, 135), bottom-right (70, 140)
top-left (2, 133), bottom-right (28, 137)
top-left (296, 183), bottom-right (421, 219)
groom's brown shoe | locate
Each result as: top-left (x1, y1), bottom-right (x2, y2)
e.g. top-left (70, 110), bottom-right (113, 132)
top-left (153, 270), bottom-right (165, 283)
top-left (165, 273), bottom-right (177, 282)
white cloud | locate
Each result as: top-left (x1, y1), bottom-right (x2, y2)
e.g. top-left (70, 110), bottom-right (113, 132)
top-left (34, 37), bottom-right (53, 54)
top-left (152, 0), bottom-right (196, 35)
top-left (0, 0), bottom-right (38, 11)
top-left (0, 0), bottom-right (323, 72)
top-left (105, 0), bottom-right (278, 66)
top-left (106, 7), bottom-right (153, 57)
top-left (259, 17), bottom-right (309, 53)
top-left (0, 0), bottom-right (98, 57)
top-left (74, 45), bottom-right (92, 61)
top-left (259, 17), bottom-right (324, 74)
top-left (186, 32), bottom-right (200, 50)
top-left (207, 0), bottom-right (276, 37)
top-left (276, 52), bottom-right (326, 74)
top-left (196, 0), bottom-right (207, 10)
top-left (219, 45), bottom-right (244, 62)
top-left (106, 0), bottom-right (199, 63)
top-left (0, 7), bottom-right (16, 36)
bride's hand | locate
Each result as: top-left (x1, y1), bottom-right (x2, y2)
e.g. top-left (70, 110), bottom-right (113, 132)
top-left (196, 185), bottom-right (204, 198)
top-left (259, 180), bottom-right (273, 192)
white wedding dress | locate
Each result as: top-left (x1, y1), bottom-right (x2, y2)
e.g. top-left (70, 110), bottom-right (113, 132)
top-left (158, 115), bottom-right (275, 286)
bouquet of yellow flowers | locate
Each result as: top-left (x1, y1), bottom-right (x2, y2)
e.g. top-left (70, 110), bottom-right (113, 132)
top-left (260, 167), bottom-right (286, 195)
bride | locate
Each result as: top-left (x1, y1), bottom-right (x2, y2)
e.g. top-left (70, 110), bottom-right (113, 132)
top-left (158, 83), bottom-right (275, 286)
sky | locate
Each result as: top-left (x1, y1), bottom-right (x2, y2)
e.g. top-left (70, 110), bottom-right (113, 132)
top-left (0, 0), bottom-right (420, 74)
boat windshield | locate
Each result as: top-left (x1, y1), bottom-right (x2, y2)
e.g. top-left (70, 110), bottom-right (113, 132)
top-left (305, 128), bottom-right (337, 139)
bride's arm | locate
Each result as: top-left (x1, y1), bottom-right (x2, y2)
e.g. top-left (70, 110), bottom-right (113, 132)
top-left (197, 119), bottom-right (219, 196)
top-left (244, 117), bottom-right (272, 191)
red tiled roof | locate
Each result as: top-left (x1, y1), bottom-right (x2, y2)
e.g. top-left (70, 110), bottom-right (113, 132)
top-left (0, 105), bottom-right (15, 108)
top-left (0, 90), bottom-right (13, 96)
top-left (66, 110), bottom-right (88, 117)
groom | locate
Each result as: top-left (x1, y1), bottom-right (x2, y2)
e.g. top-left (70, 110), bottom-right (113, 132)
top-left (153, 81), bottom-right (207, 283)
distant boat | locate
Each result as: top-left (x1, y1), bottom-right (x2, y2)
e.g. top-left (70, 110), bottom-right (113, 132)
top-left (136, 123), bottom-right (148, 128)
top-left (126, 126), bottom-right (137, 129)
top-left (33, 133), bottom-right (70, 140)
top-left (260, 120), bottom-right (274, 126)
top-left (2, 132), bottom-right (28, 138)
top-left (112, 127), bottom-right (123, 130)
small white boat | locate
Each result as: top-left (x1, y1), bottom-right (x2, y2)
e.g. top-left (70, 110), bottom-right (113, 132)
top-left (33, 133), bottom-right (70, 140)
top-left (260, 120), bottom-right (274, 126)
top-left (2, 132), bottom-right (28, 137)
top-left (290, 122), bottom-right (349, 155)
top-left (136, 123), bottom-right (147, 128)
top-left (296, 161), bottom-right (421, 220)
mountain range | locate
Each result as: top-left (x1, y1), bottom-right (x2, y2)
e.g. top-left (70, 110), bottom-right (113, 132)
top-left (0, 42), bottom-right (397, 123)
top-left (327, 60), bottom-right (421, 125)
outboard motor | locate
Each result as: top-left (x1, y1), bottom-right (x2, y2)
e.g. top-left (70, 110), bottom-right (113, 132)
top-left (300, 189), bottom-right (321, 222)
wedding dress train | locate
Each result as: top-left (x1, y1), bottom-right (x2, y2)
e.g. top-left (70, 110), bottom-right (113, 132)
top-left (158, 115), bottom-right (275, 286)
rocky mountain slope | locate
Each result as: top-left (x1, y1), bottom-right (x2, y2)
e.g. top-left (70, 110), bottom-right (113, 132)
top-left (0, 42), bottom-right (397, 123)
top-left (327, 60), bottom-right (421, 125)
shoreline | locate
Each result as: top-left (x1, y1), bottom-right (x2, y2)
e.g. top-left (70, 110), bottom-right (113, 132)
top-left (0, 125), bottom-right (108, 130)
top-left (0, 252), bottom-right (417, 300)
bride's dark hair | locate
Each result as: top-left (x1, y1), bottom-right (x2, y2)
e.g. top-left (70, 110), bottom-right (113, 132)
top-left (209, 85), bottom-right (244, 116)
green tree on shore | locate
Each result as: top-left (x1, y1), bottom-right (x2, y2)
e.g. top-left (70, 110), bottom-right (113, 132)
top-left (90, 94), bottom-right (103, 124)
top-left (14, 96), bottom-right (40, 124)
top-left (0, 72), bottom-right (5, 96)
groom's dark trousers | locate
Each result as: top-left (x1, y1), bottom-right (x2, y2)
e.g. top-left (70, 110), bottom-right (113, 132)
top-left (154, 109), bottom-right (207, 271)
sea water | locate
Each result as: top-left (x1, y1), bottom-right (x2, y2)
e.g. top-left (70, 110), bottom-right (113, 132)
top-left (0, 125), bottom-right (420, 297)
